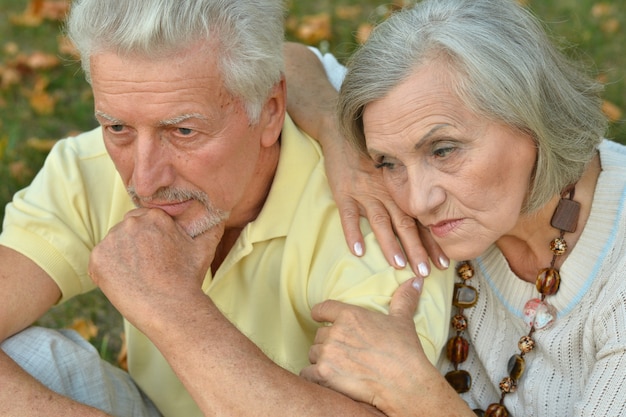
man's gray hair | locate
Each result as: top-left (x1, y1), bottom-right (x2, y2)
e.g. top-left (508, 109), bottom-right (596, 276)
top-left (67, 0), bottom-right (285, 123)
top-left (339, 0), bottom-right (607, 213)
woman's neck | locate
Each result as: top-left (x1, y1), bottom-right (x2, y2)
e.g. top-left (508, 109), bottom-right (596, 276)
top-left (495, 153), bottom-right (601, 283)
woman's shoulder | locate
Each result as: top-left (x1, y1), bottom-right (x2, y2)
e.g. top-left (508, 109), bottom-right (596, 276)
top-left (598, 139), bottom-right (626, 170)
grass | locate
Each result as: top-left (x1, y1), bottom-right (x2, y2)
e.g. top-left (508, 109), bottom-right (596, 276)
top-left (1, 0), bottom-right (624, 364)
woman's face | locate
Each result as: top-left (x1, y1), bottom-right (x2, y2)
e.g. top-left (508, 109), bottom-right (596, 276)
top-left (362, 63), bottom-right (537, 260)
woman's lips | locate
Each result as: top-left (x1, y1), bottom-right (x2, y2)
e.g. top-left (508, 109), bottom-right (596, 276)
top-left (429, 218), bottom-right (464, 239)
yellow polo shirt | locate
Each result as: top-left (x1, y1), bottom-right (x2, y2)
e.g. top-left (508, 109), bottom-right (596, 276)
top-left (0, 115), bottom-right (453, 417)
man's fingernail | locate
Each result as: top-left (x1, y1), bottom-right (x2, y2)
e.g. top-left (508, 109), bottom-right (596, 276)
top-left (353, 242), bottom-right (363, 257)
top-left (412, 276), bottom-right (424, 293)
top-left (394, 254), bottom-right (406, 268)
top-left (418, 262), bottom-right (429, 277)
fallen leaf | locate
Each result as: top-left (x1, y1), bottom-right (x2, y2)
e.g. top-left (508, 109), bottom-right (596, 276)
top-left (3, 42), bottom-right (19, 56)
top-left (356, 23), bottom-right (374, 44)
top-left (335, 5), bottom-right (362, 20)
top-left (596, 73), bottom-right (609, 84)
top-left (295, 13), bottom-right (331, 45)
top-left (40, 0), bottom-right (71, 21)
top-left (34, 94), bottom-right (55, 111)
top-left (26, 137), bottom-right (59, 152)
top-left (600, 18), bottom-right (620, 35)
top-left (57, 35), bottom-right (79, 57)
top-left (69, 318), bottom-right (98, 340)
top-left (10, 0), bottom-right (44, 27)
top-left (591, 3), bottom-right (614, 18)
top-left (25, 51), bottom-right (60, 70)
top-left (9, 161), bottom-right (34, 182)
top-left (117, 332), bottom-right (128, 371)
top-left (9, 12), bottom-right (43, 27)
top-left (27, 76), bottom-right (57, 115)
top-left (0, 66), bottom-right (22, 90)
top-left (602, 100), bottom-right (622, 122)
top-left (285, 15), bottom-right (299, 33)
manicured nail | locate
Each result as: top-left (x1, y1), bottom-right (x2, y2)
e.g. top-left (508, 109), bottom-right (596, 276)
top-left (418, 262), bottom-right (430, 277)
top-left (353, 242), bottom-right (363, 257)
top-left (412, 276), bottom-right (424, 293)
top-left (439, 256), bottom-right (449, 269)
top-left (394, 254), bottom-right (406, 268)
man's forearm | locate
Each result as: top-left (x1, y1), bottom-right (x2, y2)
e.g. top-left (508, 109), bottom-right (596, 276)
top-left (145, 292), bottom-right (386, 416)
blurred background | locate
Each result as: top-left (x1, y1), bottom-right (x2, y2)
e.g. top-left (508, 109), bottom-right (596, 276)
top-left (0, 0), bottom-right (624, 365)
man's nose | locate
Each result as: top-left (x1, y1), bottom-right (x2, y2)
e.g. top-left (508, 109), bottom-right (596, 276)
top-left (131, 134), bottom-right (175, 198)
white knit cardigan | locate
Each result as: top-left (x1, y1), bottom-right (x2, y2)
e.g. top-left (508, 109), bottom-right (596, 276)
top-left (438, 140), bottom-right (626, 416)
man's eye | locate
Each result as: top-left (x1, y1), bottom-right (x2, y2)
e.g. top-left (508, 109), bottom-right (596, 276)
top-left (110, 124), bottom-right (124, 132)
top-left (178, 127), bottom-right (193, 135)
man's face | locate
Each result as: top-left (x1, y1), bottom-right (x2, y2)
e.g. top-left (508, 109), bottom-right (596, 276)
top-left (90, 43), bottom-right (284, 236)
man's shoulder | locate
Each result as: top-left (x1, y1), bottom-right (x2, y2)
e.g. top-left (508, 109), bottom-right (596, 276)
top-left (50, 127), bottom-right (107, 160)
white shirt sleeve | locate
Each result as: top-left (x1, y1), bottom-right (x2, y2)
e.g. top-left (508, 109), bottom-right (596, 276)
top-left (306, 46), bottom-right (347, 92)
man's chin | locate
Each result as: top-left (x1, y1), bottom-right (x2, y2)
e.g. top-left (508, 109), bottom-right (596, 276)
top-left (179, 215), bottom-right (228, 238)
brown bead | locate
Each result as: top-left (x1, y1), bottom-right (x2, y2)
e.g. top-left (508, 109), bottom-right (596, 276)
top-left (451, 314), bottom-right (468, 331)
top-left (550, 237), bottom-right (567, 255)
top-left (457, 261), bottom-right (475, 280)
top-left (507, 354), bottom-right (526, 380)
top-left (445, 369), bottom-right (472, 393)
top-left (446, 336), bottom-right (470, 364)
top-left (550, 196), bottom-right (580, 233)
top-left (485, 403), bottom-right (509, 417)
top-left (499, 376), bottom-right (517, 393)
top-left (518, 335), bottom-right (535, 353)
top-left (536, 267), bottom-right (561, 295)
top-left (453, 283), bottom-right (478, 308)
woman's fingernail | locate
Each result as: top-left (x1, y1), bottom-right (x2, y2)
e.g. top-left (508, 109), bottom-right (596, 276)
top-left (418, 262), bottom-right (430, 277)
top-left (353, 242), bottom-right (363, 256)
top-left (394, 254), bottom-right (407, 268)
top-left (412, 276), bottom-right (424, 293)
top-left (439, 256), bottom-right (449, 269)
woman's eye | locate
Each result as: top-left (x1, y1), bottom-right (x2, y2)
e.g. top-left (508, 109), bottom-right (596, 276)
top-left (374, 161), bottom-right (394, 169)
top-left (433, 146), bottom-right (454, 158)
top-left (373, 156), bottom-right (398, 170)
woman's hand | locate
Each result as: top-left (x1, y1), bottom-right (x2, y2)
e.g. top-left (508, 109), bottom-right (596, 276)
top-left (283, 42), bottom-right (449, 277)
top-left (300, 278), bottom-right (427, 412)
top-left (300, 278), bottom-right (472, 417)
top-left (323, 133), bottom-right (448, 277)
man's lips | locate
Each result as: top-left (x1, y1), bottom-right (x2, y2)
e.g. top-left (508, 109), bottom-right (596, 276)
top-left (428, 218), bottom-right (464, 238)
top-left (141, 199), bottom-right (194, 217)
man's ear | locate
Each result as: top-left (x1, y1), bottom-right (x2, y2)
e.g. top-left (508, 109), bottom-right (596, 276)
top-left (259, 76), bottom-right (287, 148)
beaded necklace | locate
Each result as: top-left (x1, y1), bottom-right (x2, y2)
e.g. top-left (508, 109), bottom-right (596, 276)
top-left (444, 186), bottom-right (580, 417)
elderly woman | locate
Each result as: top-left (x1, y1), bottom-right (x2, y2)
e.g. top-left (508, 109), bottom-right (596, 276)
top-left (286, 0), bottom-right (626, 415)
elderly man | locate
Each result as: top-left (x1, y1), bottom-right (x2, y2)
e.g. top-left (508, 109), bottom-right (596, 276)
top-left (0, 0), bottom-right (452, 416)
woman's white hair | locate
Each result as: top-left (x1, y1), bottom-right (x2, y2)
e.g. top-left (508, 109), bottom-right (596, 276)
top-left (339, 0), bottom-right (607, 213)
top-left (67, 0), bottom-right (285, 123)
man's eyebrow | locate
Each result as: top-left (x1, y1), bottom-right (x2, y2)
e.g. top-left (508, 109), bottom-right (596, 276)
top-left (159, 113), bottom-right (209, 126)
top-left (94, 111), bottom-right (210, 126)
top-left (95, 111), bottom-right (124, 124)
